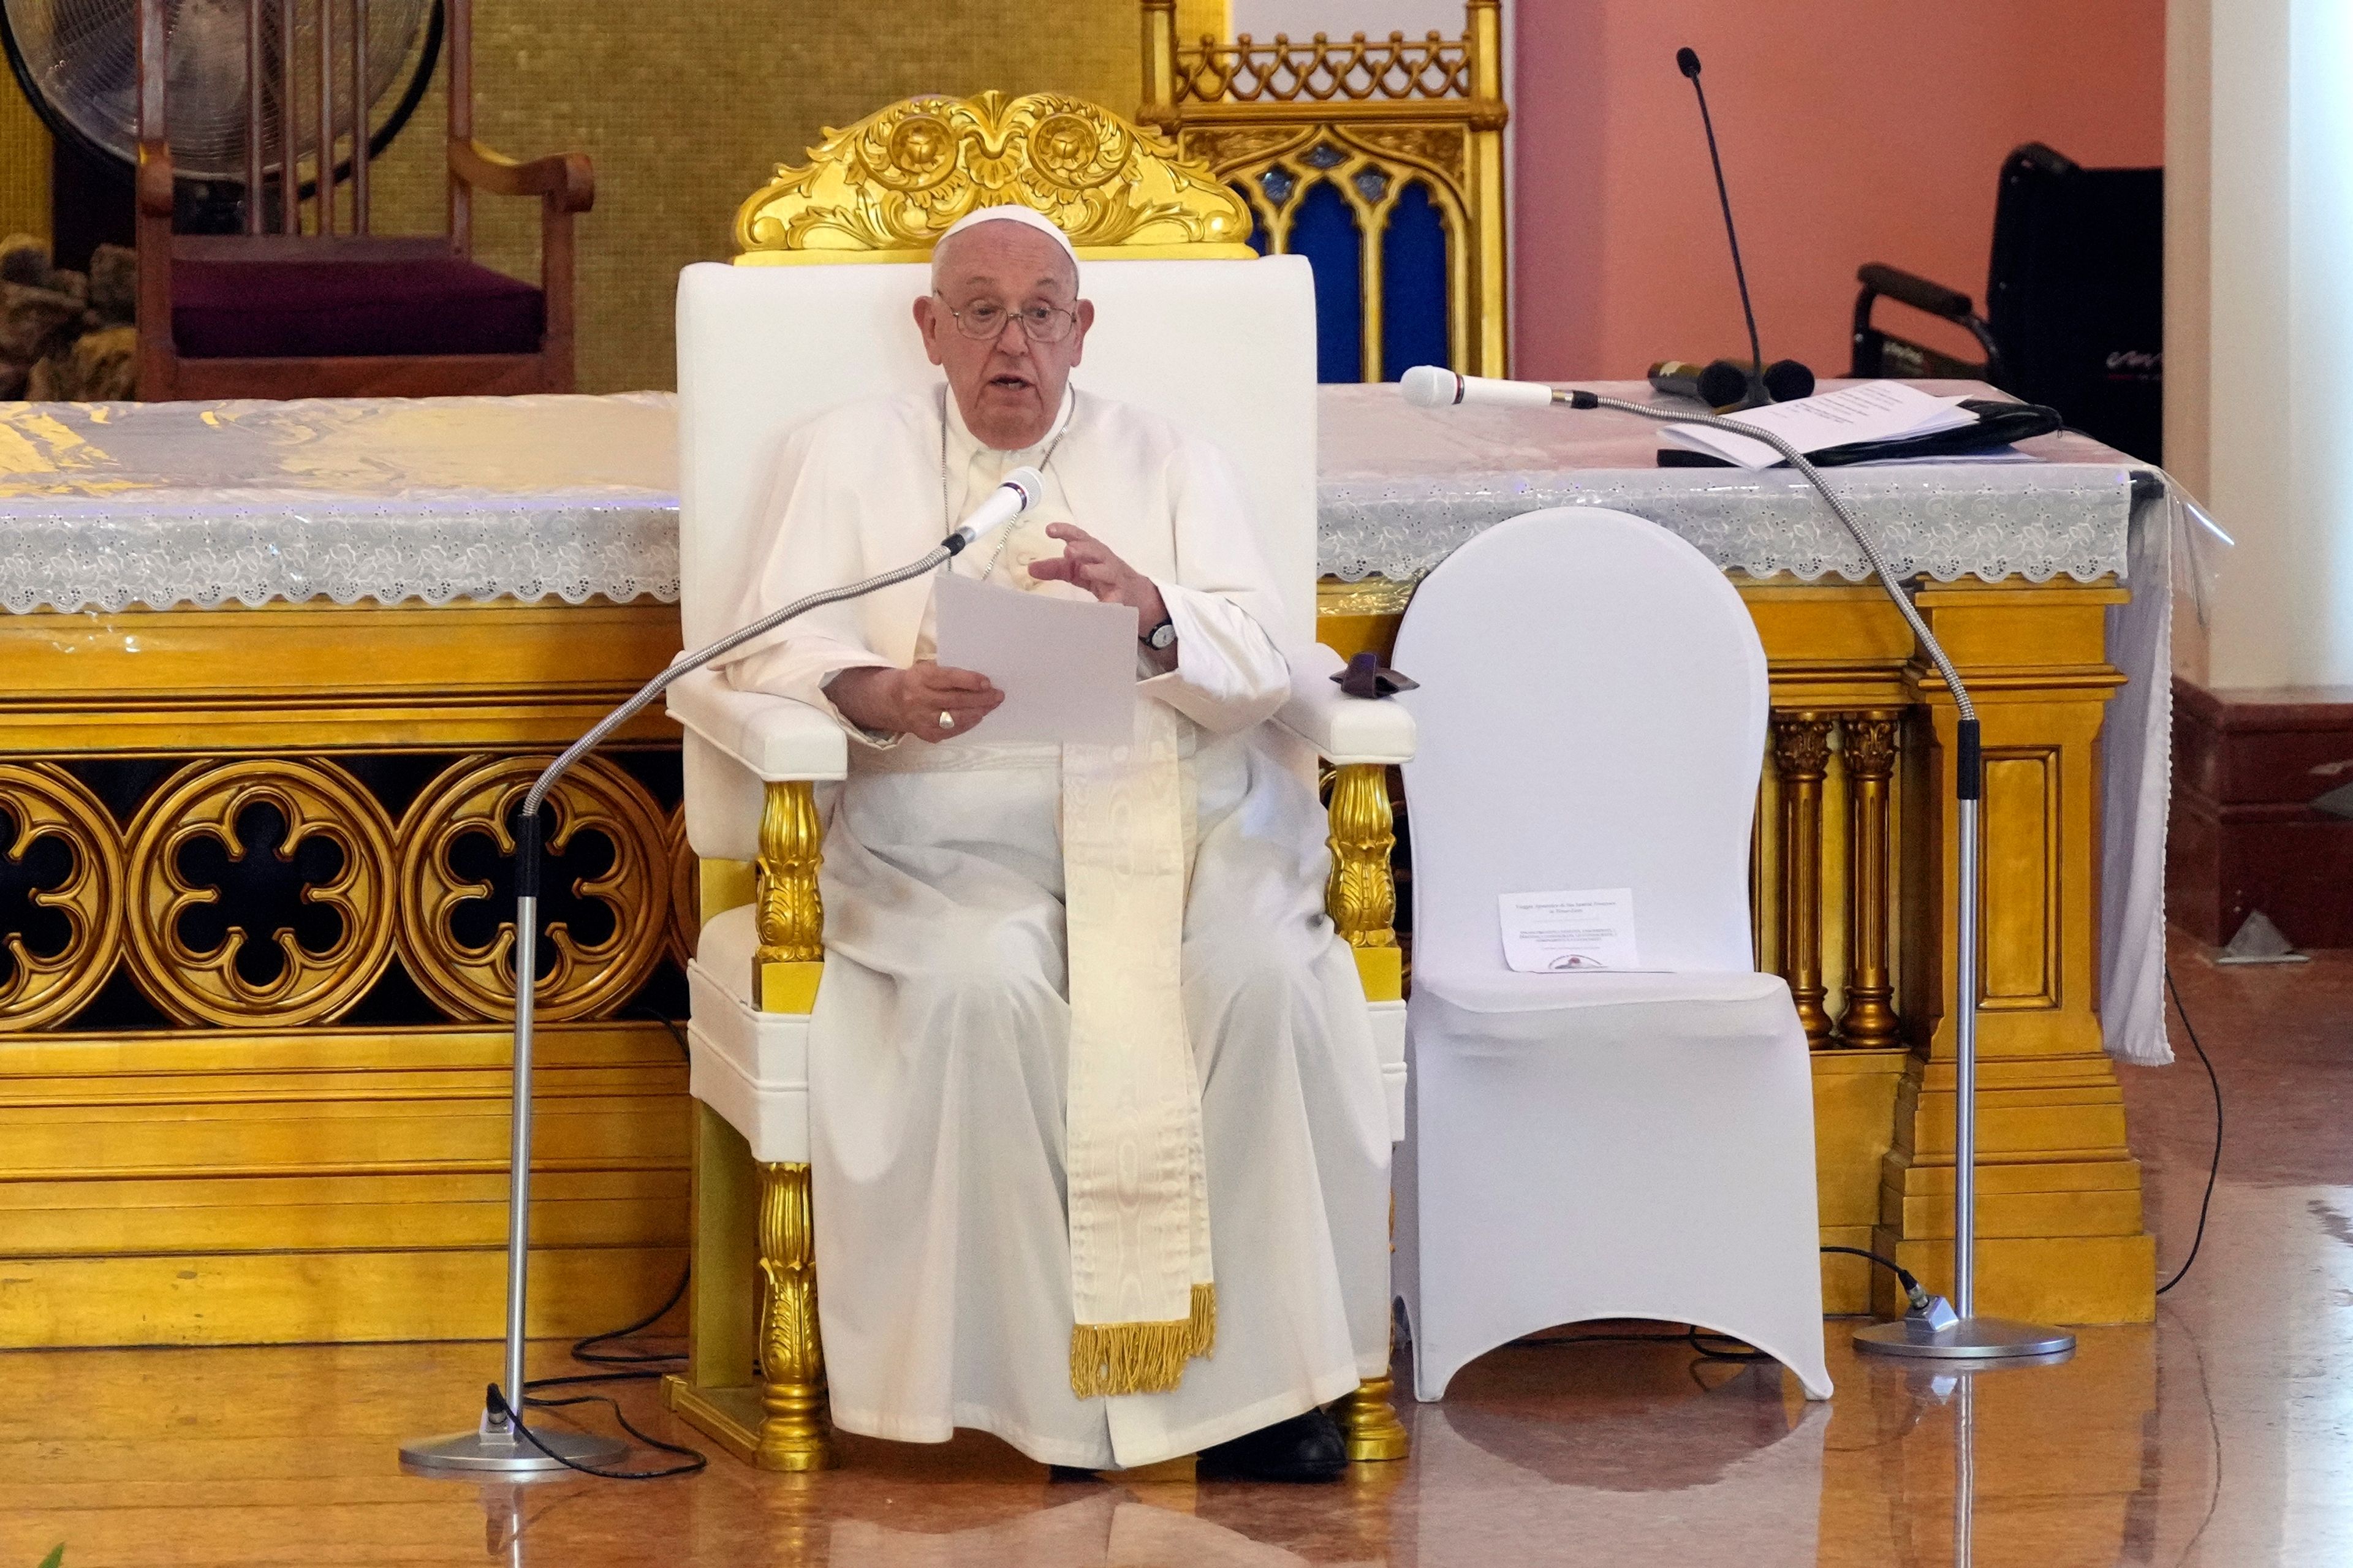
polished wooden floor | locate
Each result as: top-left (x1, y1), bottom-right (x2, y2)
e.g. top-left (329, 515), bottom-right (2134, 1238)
top-left (1, 933), bottom-right (2343, 1567)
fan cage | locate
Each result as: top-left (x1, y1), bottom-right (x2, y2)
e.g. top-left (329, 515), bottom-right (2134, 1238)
top-left (1, 0), bottom-right (442, 199)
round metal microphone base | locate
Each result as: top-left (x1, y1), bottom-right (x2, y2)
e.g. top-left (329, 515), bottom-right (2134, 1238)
top-left (400, 1423), bottom-right (629, 1477)
top-left (1853, 1315), bottom-right (2077, 1362)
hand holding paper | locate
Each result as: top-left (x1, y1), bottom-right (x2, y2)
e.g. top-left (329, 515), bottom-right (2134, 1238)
top-left (933, 571), bottom-right (1138, 745)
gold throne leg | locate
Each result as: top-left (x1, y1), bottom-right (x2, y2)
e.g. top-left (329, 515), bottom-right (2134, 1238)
top-left (1336, 1362), bottom-right (1411, 1463)
top-left (755, 1159), bottom-right (836, 1471)
top-left (1325, 762), bottom-right (1411, 1464)
top-left (668, 782), bottom-right (837, 1471)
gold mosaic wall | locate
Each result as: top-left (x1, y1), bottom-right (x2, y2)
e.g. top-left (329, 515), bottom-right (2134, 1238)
top-left (0, 70), bottom-right (49, 241)
top-left (368, 0), bottom-right (1170, 393)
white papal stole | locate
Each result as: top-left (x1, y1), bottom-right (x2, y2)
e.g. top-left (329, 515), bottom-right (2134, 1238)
top-left (1058, 700), bottom-right (1215, 1398)
top-left (857, 695), bottom-right (1215, 1398)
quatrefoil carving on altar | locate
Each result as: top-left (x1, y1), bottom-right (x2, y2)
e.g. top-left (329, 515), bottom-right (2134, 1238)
top-left (124, 761), bottom-right (398, 1028)
top-left (0, 763), bottom-right (125, 1031)
top-left (395, 756), bottom-right (667, 1023)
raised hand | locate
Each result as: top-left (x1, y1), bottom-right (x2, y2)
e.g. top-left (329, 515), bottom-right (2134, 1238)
top-left (1027, 523), bottom-right (1170, 631)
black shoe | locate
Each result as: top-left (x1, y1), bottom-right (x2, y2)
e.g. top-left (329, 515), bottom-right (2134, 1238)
top-left (1196, 1409), bottom-right (1347, 1482)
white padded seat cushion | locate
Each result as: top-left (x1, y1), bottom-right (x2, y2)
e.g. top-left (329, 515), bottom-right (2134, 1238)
top-left (684, 904), bottom-right (813, 1163)
top-left (685, 903), bottom-right (811, 1105)
top-left (693, 902), bottom-right (759, 1004)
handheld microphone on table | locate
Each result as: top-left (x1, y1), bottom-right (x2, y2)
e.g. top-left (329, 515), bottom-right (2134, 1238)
top-left (400, 464), bottom-right (1044, 1482)
top-left (1393, 366), bottom-right (2077, 1368)
top-left (1663, 47), bottom-right (1814, 410)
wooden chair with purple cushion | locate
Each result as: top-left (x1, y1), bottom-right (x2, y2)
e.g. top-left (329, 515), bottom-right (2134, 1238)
top-left (133, 0), bottom-right (592, 401)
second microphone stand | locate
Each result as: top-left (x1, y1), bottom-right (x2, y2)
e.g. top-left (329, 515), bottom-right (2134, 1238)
top-left (399, 529), bottom-right (986, 1475)
top-left (1563, 388), bottom-right (2075, 1366)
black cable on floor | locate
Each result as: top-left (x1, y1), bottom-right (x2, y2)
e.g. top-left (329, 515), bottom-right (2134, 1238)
top-left (1684, 1328), bottom-right (1775, 1363)
top-left (567, 1264), bottom-right (689, 1369)
top-left (1821, 1244), bottom-right (1933, 1312)
top-left (1510, 1325), bottom-right (1772, 1365)
top-left (485, 1384), bottom-right (708, 1482)
top-left (2157, 965), bottom-right (2222, 1295)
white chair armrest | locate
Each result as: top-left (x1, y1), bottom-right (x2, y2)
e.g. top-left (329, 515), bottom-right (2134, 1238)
top-left (1272, 643), bottom-right (1417, 764)
top-left (666, 666), bottom-right (849, 782)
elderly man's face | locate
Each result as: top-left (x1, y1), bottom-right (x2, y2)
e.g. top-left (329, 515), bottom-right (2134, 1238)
top-left (914, 223), bottom-right (1094, 450)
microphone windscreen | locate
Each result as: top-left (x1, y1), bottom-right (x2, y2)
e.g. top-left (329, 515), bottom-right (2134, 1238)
top-left (1762, 360), bottom-right (1816, 403)
top-left (1399, 365), bottom-right (1459, 409)
top-left (1697, 358), bottom-right (1752, 408)
top-left (1001, 464), bottom-right (1045, 507)
top-left (1676, 46), bottom-right (1702, 78)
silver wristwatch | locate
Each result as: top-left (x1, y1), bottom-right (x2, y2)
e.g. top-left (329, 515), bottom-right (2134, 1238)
top-left (1142, 616), bottom-right (1177, 651)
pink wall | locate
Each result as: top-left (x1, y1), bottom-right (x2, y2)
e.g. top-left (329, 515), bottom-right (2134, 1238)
top-left (1512, 1), bottom-right (2166, 380)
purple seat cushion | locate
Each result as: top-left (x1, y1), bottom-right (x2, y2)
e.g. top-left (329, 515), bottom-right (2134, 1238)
top-left (173, 256), bottom-right (545, 360)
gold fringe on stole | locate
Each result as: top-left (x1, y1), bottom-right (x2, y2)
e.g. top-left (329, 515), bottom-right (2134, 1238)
top-left (1068, 1283), bottom-right (1218, 1398)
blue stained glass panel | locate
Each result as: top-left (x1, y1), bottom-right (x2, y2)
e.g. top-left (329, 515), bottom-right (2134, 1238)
top-left (1232, 183), bottom-right (1270, 255)
top-left (1287, 178), bottom-right (1365, 382)
top-left (1381, 180), bottom-right (1450, 382)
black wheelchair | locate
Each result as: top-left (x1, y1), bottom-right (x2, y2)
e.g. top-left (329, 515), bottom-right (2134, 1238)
top-left (1851, 142), bottom-right (2162, 463)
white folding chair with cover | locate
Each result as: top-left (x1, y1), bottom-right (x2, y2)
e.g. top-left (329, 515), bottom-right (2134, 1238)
top-left (659, 250), bottom-right (1419, 1469)
top-left (1392, 506), bottom-right (1833, 1403)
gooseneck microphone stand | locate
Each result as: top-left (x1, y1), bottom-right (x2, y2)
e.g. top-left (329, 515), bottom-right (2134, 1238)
top-left (400, 522), bottom-right (999, 1475)
top-left (1555, 388), bottom-right (2075, 1365)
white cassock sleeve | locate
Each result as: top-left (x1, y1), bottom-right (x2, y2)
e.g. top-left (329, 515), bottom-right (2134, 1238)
top-left (1139, 437), bottom-right (1293, 737)
top-left (715, 423), bottom-right (904, 730)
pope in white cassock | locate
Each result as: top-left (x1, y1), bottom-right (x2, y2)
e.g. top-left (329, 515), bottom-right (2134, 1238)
top-left (718, 205), bottom-right (1390, 1482)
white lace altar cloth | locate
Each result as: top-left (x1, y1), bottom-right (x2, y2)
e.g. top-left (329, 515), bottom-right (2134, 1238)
top-left (1316, 379), bottom-right (2140, 585)
top-left (0, 384), bottom-right (2172, 1064)
top-left (0, 381), bottom-right (2146, 615)
top-left (0, 394), bottom-right (680, 613)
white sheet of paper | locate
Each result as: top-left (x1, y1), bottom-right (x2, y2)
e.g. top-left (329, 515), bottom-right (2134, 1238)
top-left (1659, 382), bottom-right (1977, 469)
top-left (1499, 888), bottom-right (1640, 972)
top-left (932, 571), bottom-right (1139, 746)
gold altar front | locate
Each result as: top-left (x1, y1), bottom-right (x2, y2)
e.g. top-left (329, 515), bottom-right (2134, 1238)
top-left (0, 562), bottom-right (2150, 1350)
top-left (0, 598), bottom-right (695, 1347)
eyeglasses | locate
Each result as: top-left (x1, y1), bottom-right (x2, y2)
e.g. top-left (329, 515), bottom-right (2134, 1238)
top-left (934, 293), bottom-right (1080, 345)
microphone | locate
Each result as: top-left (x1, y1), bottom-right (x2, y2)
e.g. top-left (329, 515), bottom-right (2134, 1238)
top-left (1654, 356), bottom-right (1813, 411)
top-left (1675, 47), bottom-right (1814, 407)
top-left (949, 464), bottom-right (1045, 551)
top-left (428, 447), bottom-right (1054, 1453)
top-left (1650, 358), bottom-right (1751, 407)
top-left (1762, 359), bottom-right (1816, 403)
top-left (1400, 365), bottom-right (1559, 410)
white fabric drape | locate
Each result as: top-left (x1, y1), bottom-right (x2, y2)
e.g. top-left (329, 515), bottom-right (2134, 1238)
top-left (718, 389), bottom-right (1392, 1469)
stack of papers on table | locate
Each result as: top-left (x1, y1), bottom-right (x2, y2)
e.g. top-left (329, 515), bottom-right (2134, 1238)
top-left (1659, 381), bottom-right (1978, 469)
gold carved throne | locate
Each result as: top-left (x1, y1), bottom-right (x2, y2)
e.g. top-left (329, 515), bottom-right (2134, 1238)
top-left (659, 89), bottom-right (1415, 1471)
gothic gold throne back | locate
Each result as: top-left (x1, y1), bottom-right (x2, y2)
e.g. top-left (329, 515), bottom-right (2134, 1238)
top-left (661, 89), bottom-right (1414, 1474)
